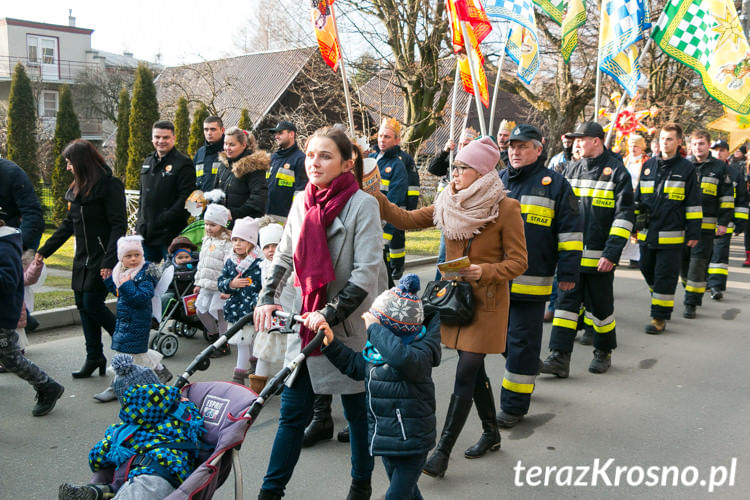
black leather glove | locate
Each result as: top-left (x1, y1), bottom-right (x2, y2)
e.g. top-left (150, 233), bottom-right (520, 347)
top-left (257, 265), bottom-right (289, 307)
top-left (320, 281), bottom-right (368, 328)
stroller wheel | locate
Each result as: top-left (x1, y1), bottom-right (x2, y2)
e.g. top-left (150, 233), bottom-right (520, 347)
top-left (157, 334), bottom-right (179, 358)
top-left (149, 334), bottom-right (160, 350)
top-left (183, 325), bottom-right (198, 338)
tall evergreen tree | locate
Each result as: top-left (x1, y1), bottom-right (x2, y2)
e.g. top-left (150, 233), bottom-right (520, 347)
top-left (50, 85), bottom-right (81, 223)
top-left (114, 87), bottom-right (131, 181)
top-left (174, 97), bottom-right (190, 153)
top-left (238, 108), bottom-right (251, 131)
top-left (188, 103), bottom-right (209, 158)
top-left (125, 63), bottom-right (159, 190)
top-left (7, 63), bottom-right (38, 184)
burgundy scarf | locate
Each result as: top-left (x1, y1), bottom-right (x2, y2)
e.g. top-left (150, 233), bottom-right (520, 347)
top-left (294, 173), bottom-right (359, 355)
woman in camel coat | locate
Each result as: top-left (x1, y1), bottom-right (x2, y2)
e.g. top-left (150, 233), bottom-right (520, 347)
top-left (374, 136), bottom-right (527, 479)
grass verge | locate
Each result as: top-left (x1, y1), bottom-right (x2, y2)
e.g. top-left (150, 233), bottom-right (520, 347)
top-left (39, 230), bottom-right (75, 270)
top-left (405, 228), bottom-right (440, 256)
top-left (34, 290), bottom-right (76, 311)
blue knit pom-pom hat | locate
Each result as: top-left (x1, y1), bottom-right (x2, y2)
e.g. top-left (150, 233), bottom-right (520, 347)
top-left (369, 274), bottom-right (424, 336)
top-left (112, 354), bottom-right (160, 402)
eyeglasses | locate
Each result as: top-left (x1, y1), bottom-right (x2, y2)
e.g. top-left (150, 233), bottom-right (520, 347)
top-left (453, 165), bottom-right (472, 175)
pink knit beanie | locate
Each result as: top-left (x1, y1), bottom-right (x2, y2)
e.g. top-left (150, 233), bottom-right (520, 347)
top-left (117, 235), bottom-right (144, 261)
top-left (454, 136), bottom-right (501, 175)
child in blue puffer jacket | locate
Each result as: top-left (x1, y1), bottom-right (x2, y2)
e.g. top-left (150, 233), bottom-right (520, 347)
top-left (322, 274), bottom-right (441, 500)
top-left (96, 236), bottom-right (171, 402)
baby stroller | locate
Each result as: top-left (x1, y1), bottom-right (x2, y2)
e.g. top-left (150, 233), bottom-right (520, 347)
top-left (86, 311), bottom-right (323, 500)
top-left (150, 254), bottom-right (206, 357)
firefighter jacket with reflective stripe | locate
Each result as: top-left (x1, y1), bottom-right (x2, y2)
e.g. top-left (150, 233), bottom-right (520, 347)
top-left (501, 158), bottom-right (583, 300)
top-left (400, 150), bottom-right (421, 210)
top-left (372, 146), bottom-right (408, 208)
top-left (690, 156), bottom-right (734, 231)
top-left (563, 149), bottom-right (634, 272)
top-left (727, 162), bottom-right (749, 232)
top-left (634, 154), bottom-right (702, 249)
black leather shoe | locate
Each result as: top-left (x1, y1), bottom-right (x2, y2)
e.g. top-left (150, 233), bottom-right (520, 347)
top-left (540, 351), bottom-right (571, 378)
top-left (72, 358), bottom-right (106, 379)
top-left (710, 288), bottom-right (723, 300)
top-left (346, 479), bottom-right (372, 500)
top-left (496, 410), bottom-right (524, 428)
top-left (683, 304), bottom-right (697, 319)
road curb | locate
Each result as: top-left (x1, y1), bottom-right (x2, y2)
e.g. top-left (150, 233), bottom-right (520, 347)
top-left (34, 299), bottom-right (117, 332)
top-left (404, 256), bottom-right (438, 268)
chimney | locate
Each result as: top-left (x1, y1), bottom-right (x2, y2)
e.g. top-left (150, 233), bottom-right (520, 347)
top-left (123, 51), bottom-right (134, 58)
top-left (68, 9), bottom-right (76, 27)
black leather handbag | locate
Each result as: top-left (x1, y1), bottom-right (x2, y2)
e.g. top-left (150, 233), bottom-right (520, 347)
top-left (422, 240), bottom-right (475, 326)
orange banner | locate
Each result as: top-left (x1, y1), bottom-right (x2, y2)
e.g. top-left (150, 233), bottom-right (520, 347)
top-left (448, 0), bottom-right (490, 108)
top-left (311, 0), bottom-right (340, 71)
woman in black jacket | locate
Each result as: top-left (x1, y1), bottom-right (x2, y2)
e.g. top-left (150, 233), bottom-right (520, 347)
top-left (38, 140), bottom-right (127, 378)
top-left (213, 127), bottom-right (269, 221)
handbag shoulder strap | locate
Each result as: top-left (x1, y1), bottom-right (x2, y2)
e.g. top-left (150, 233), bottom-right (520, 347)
top-left (463, 238), bottom-right (473, 257)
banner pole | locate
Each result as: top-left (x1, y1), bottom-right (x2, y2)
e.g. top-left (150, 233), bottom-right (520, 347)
top-left (489, 25), bottom-right (510, 135)
top-left (460, 20), bottom-right (487, 136)
top-left (329, 5), bottom-right (356, 135)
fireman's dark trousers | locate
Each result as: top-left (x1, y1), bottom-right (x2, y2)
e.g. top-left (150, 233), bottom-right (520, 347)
top-left (501, 300), bottom-right (545, 417)
top-left (707, 233), bottom-right (731, 292)
top-left (549, 271), bottom-right (617, 353)
top-left (639, 246), bottom-right (682, 320)
top-left (680, 232), bottom-right (714, 306)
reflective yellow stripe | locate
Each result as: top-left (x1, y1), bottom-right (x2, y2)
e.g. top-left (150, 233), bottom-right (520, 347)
top-left (663, 186), bottom-right (685, 195)
top-left (558, 240), bottom-right (584, 251)
top-left (658, 236), bottom-right (684, 244)
top-left (701, 222), bottom-right (717, 230)
top-left (735, 212), bottom-right (749, 220)
top-left (685, 285), bottom-right (705, 293)
top-left (407, 190), bottom-right (419, 196)
top-left (581, 258), bottom-right (600, 267)
top-left (382, 233), bottom-right (393, 241)
top-left (640, 186), bottom-right (654, 194)
top-left (510, 283), bottom-right (553, 295)
top-left (277, 172), bottom-right (294, 183)
top-left (720, 202), bottom-right (734, 209)
top-left (389, 250), bottom-right (406, 259)
top-left (707, 268), bottom-right (729, 276)
top-left (552, 317), bottom-right (578, 329)
top-left (652, 298), bottom-right (674, 307)
top-left (609, 226), bottom-right (631, 239)
top-left (520, 204), bottom-right (555, 218)
top-left (573, 187), bottom-right (615, 199)
top-left (502, 378), bottom-right (534, 394)
top-left (583, 316), bottom-right (616, 333)
top-left (686, 212), bottom-right (702, 220)
top-left (637, 231), bottom-right (647, 241)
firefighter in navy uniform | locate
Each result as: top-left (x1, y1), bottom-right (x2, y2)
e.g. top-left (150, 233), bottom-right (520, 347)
top-left (496, 125), bottom-right (582, 427)
top-left (372, 118), bottom-right (409, 283)
top-left (635, 123), bottom-right (702, 334)
top-left (681, 131), bottom-right (733, 318)
top-left (707, 139), bottom-right (748, 299)
top-left (541, 121), bottom-right (634, 376)
top-left (400, 149), bottom-right (421, 211)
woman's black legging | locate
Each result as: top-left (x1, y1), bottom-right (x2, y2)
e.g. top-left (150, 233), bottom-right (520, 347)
top-left (453, 350), bottom-right (487, 400)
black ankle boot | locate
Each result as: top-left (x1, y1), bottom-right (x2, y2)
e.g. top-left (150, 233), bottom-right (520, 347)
top-left (423, 394), bottom-right (472, 478)
top-left (258, 489), bottom-right (282, 500)
top-left (33, 380), bottom-right (64, 416)
top-left (303, 394), bottom-right (334, 447)
top-left (346, 478), bottom-right (372, 500)
top-left (464, 378), bottom-right (501, 458)
top-left (72, 357), bottom-right (106, 379)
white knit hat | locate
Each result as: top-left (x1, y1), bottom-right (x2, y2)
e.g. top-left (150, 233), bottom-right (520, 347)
top-left (117, 235), bottom-right (144, 261)
top-left (232, 217), bottom-right (259, 244)
top-left (204, 203), bottom-right (230, 227)
top-left (259, 223), bottom-right (284, 249)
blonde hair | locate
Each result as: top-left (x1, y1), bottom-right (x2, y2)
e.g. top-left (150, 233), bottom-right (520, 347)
top-left (628, 135), bottom-right (646, 149)
top-left (225, 126), bottom-right (257, 152)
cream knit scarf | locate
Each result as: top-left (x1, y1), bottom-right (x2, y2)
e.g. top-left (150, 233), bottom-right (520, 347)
top-left (433, 172), bottom-right (506, 240)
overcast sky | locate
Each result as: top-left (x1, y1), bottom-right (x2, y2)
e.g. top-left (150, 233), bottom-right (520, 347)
top-left (3, 1), bottom-right (261, 66)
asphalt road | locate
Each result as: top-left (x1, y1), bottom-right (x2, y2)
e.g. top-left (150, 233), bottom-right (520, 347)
top-left (2, 241), bottom-right (750, 499)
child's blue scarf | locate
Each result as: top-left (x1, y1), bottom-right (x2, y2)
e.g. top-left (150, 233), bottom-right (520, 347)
top-left (362, 327), bottom-right (426, 365)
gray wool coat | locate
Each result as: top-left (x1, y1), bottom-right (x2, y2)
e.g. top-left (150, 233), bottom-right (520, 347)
top-left (271, 188), bottom-right (383, 395)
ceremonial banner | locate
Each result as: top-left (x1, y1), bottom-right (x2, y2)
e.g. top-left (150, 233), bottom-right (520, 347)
top-left (447, 0), bottom-right (491, 107)
top-left (707, 107), bottom-right (750, 152)
top-left (533, 0), bottom-right (587, 62)
top-left (652, 0), bottom-right (750, 114)
top-left (485, 0), bottom-right (540, 84)
top-left (598, 0), bottom-right (651, 97)
top-left (311, 0), bottom-right (341, 71)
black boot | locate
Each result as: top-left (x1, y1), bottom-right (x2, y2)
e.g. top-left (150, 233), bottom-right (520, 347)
top-left (346, 478), bottom-right (372, 500)
top-left (422, 394), bottom-right (472, 478)
top-left (464, 378), bottom-right (501, 458)
top-left (257, 489), bottom-right (282, 500)
top-left (72, 357), bottom-right (107, 379)
top-left (33, 380), bottom-right (64, 416)
top-left (303, 394), bottom-right (333, 447)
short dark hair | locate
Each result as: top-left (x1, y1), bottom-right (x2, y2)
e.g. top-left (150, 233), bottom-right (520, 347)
top-left (690, 129), bottom-right (710, 142)
top-left (662, 122), bottom-right (683, 139)
top-left (204, 116), bottom-right (223, 128)
top-left (153, 120), bottom-right (175, 133)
